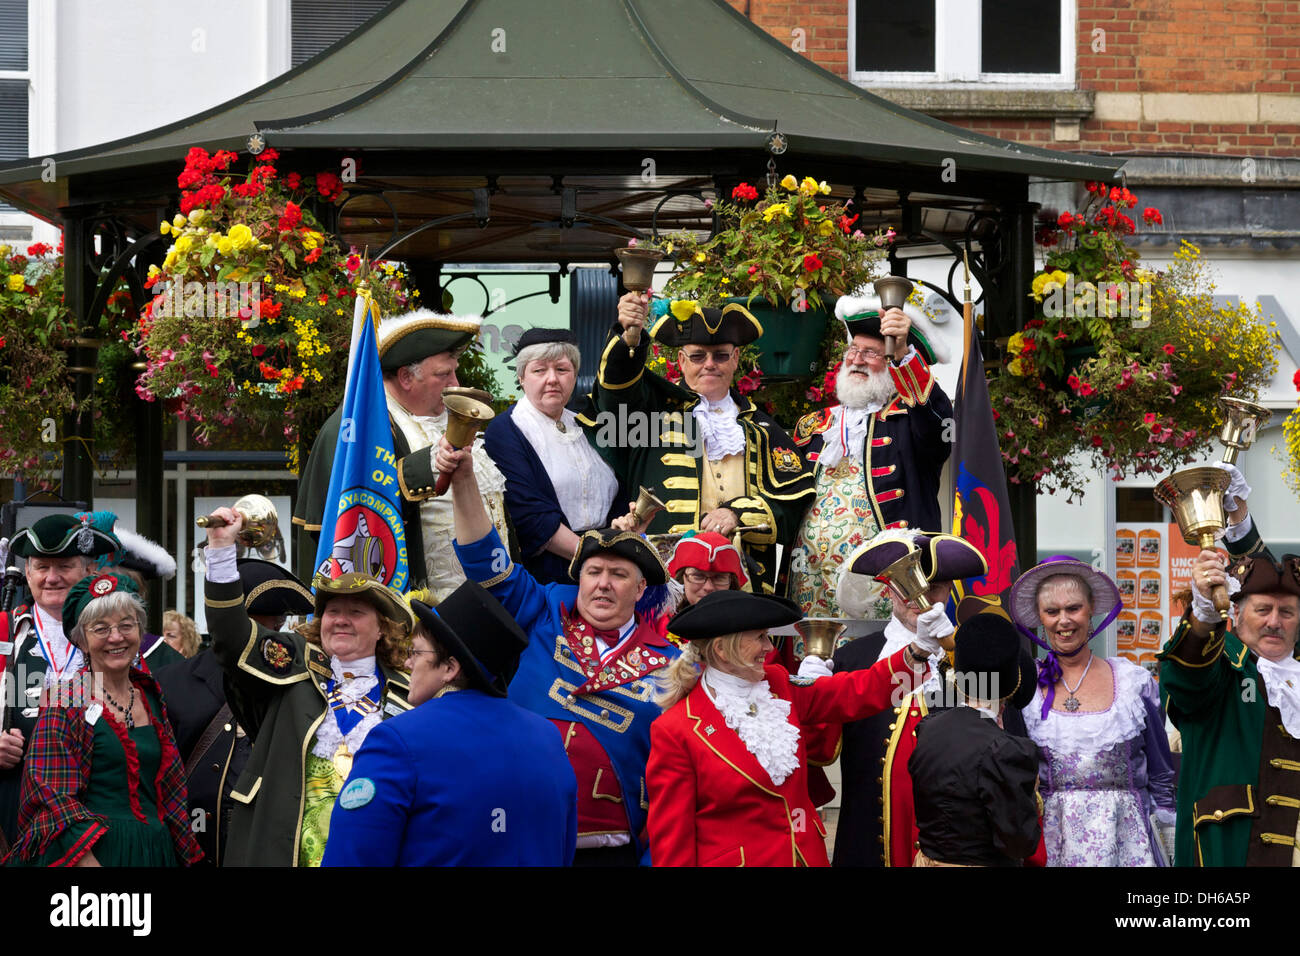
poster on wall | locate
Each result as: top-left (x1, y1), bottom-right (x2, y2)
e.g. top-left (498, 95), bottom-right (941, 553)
top-left (1115, 522), bottom-right (1228, 679)
top-left (192, 495), bottom-right (293, 634)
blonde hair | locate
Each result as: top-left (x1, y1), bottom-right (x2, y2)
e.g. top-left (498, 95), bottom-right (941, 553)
top-left (655, 632), bottom-right (750, 709)
top-left (163, 610), bottom-right (202, 658)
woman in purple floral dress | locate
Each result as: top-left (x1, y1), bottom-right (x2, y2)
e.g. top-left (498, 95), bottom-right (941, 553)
top-left (1010, 557), bottom-right (1177, 867)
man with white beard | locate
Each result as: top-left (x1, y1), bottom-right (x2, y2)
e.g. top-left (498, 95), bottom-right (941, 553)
top-left (788, 297), bottom-right (951, 617)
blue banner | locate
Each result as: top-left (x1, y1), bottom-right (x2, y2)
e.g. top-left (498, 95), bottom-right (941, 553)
top-left (312, 290), bottom-right (409, 591)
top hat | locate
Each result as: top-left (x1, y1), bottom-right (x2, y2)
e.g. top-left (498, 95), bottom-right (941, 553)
top-left (952, 613), bottom-right (1037, 710)
top-left (410, 582), bottom-right (528, 698)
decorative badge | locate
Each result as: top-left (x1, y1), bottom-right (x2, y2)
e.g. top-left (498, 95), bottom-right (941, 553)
top-left (90, 575), bottom-right (117, 597)
top-left (339, 777), bottom-right (376, 810)
top-left (261, 638), bottom-right (295, 674)
top-left (793, 408), bottom-right (832, 445)
top-left (771, 446), bottom-right (803, 473)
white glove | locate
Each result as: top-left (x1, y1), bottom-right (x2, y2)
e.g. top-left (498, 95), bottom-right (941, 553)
top-left (912, 604), bottom-right (954, 656)
top-left (1213, 462), bottom-right (1251, 513)
top-left (1189, 565), bottom-right (1223, 626)
top-left (797, 655), bottom-right (834, 680)
top-left (1154, 808), bottom-right (1177, 827)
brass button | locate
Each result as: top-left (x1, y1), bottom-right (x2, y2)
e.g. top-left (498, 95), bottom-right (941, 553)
top-left (600, 709), bottom-right (610, 719)
top-left (877, 797), bottom-right (884, 805)
top-left (211, 763), bottom-right (220, 772)
top-left (1213, 809), bottom-right (1224, 820)
top-left (877, 816), bottom-right (884, 824)
top-left (876, 836), bottom-right (884, 843)
top-left (888, 723), bottom-right (896, 731)
top-left (876, 776), bottom-right (883, 784)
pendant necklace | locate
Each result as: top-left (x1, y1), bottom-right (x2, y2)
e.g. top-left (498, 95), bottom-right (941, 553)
top-left (1060, 653), bottom-right (1094, 712)
top-left (102, 684), bottom-right (137, 729)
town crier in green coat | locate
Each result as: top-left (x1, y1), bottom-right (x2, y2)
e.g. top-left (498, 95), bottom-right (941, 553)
top-left (1159, 498), bottom-right (1300, 867)
top-left (204, 502), bottom-right (415, 866)
top-left (587, 293), bottom-right (812, 592)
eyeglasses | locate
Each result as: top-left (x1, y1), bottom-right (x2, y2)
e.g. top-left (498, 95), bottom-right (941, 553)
top-left (408, 647), bottom-right (440, 662)
top-left (680, 349), bottom-right (735, 366)
top-left (681, 568), bottom-right (734, 588)
top-left (844, 346), bottom-right (885, 361)
top-left (86, 621), bottom-right (140, 640)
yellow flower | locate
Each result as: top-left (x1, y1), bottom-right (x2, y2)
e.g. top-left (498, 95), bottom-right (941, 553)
top-left (188, 208), bottom-right (207, 225)
top-left (7, 273), bottom-right (25, 291)
top-left (780, 174), bottom-right (798, 191)
top-left (694, 251), bottom-right (706, 263)
top-left (172, 214), bottom-right (187, 229)
top-left (1007, 332), bottom-right (1025, 354)
top-left (159, 222), bottom-right (171, 235)
top-left (217, 237), bottom-right (234, 257)
top-left (1007, 357), bottom-right (1025, 376)
top-left (301, 230), bottom-right (322, 252)
top-left (819, 181), bottom-right (831, 195)
top-left (162, 250), bottom-right (178, 271)
top-left (174, 234), bottom-right (195, 255)
top-left (228, 224), bottom-right (255, 251)
top-left (799, 176), bottom-right (820, 197)
top-left (762, 202), bottom-right (790, 222)
top-left (146, 264), bottom-right (161, 278)
top-left (0, 245), bottom-right (9, 257)
top-left (817, 220), bottom-right (835, 236)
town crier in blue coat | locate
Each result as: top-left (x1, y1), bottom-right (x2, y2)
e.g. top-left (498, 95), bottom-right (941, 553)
top-left (789, 296), bottom-right (952, 618)
top-left (321, 581), bottom-right (578, 866)
top-left (438, 435), bottom-right (680, 866)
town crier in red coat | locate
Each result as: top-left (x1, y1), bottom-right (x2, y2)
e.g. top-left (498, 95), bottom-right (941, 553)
top-left (646, 590), bottom-right (942, 867)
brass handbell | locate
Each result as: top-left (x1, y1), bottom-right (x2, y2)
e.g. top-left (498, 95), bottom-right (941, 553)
top-left (794, 619), bottom-right (849, 661)
top-left (1154, 467), bottom-right (1231, 619)
top-left (196, 493), bottom-right (280, 550)
top-left (631, 486), bottom-right (667, 526)
top-left (615, 246), bottom-right (664, 357)
top-left (873, 275), bottom-right (914, 359)
top-left (1218, 396), bottom-right (1271, 465)
top-left (876, 544), bottom-right (956, 650)
top-left (434, 392), bottom-right (496, 496)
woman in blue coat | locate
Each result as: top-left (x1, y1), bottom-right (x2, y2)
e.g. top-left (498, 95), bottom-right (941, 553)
top-left (483, 328), bottom-right (623, 583)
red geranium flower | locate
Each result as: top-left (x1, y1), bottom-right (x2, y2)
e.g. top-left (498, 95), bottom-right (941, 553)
top-left (1058, 211), bottom-right (1074, 228)
top-left (1162, 343), bottom-right (1175, 356)
top-left (803, 254), bottom-right (823, 272)
top-left (731, 182), bottom-right (759, 201)
top-left (1143, 207), bottom-right (1163, 226)
top-left (278, 201), bottom-right (302, 232)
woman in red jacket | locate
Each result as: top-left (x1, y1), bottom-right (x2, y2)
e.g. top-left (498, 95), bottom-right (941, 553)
top-left (646, 590), bottom-right (940, 866)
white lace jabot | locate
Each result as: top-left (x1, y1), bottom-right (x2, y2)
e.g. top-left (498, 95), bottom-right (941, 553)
top-left (1021, 656), bottom-right (1154, 755)
top-left (691, 393), bottom-right (746, 462)
top-left (1256, 654), bottom-right (1300, 738)
top-left (312, 655), bottom-right (383, 761)
top-left (703, 667), bottom-right (800, 785)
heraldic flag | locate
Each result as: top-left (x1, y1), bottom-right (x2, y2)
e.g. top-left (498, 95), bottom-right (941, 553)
top-left (950, 299), bottom-right (1019, 613)
top-left (312, 287), bottom-right (409, 592)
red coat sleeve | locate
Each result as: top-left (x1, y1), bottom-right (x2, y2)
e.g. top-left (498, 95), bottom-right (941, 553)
top-left (646, 712), bottom-right (699, 867)
top-left (787, 650), bottom-right (924, 727)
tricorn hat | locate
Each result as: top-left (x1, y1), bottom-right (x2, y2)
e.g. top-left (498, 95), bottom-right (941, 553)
top-left (847, 530), bottom-right (988, 584)
top-left (239, 558), bottom-right (314, 618)
top-left (667, 590), bottom-right (801, 642)
top-left (311, 571), bottom-right (414, 635)
top-left (568, 529), bottom-right (668, 586)
top-left (667, 531), bottom-right (748, 590)
top-left (834, 293), bottom-right (948, 365)
top-left (952, 613), bottom-right (1037, 710)
top-left (11, 514), bottom-right (121, 561)
top-left (649, 299), bottom-right (762, 348)
top-left (410, 581), bottom-right (528, 697)
top-left (1226, 553), bottom-right (1300, 603)
top-left (377, 310), bottom-right (483, 372)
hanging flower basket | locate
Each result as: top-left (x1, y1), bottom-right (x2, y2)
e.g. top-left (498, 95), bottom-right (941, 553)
top-left (726, 296), bottom-right (830, 379)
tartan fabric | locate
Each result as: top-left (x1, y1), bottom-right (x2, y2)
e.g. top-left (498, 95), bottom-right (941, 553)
top-left (3, 668), bottom-right (203, 866)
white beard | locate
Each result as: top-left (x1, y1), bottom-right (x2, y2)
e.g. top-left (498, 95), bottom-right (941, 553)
top-left (836, 365), bottom-right (896, 409)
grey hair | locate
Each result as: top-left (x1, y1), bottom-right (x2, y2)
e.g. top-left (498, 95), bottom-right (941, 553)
top-left (515, 341), bottom-right (581, 384)
top-left (1035, 573), bottom-right (1094, 607)
top-left (69, 591), bottom-right (149, 651)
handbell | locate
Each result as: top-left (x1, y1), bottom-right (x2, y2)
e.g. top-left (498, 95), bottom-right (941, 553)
top-left (1218, 396), bottom-right (1271, 465)
top-left (434, 393), bottom-right (496, 496)
top-left (876, 544), bottom-right (955, 649)
top-left (196, 494), bottom-right (282, 554)
top-left (631, 486), bottom-right (667, 526)
top-left (616, 246), bottom-right (664, 357)
top-left (794, 618), bottom-right (849, 662)
top-left (1154, 466), bottom-right (1231, 619)
top-left (873, 275), bottom-right (914, 359)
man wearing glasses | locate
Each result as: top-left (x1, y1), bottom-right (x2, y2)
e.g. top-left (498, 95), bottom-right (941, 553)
top-left (294, 311), bottom-right (510, 600)
top-left (591, 293), bottom-right (812, 594)
top-left (789, 298), bottom-right (951, 617)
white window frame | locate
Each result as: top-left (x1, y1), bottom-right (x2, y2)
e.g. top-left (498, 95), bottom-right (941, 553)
top-left (0, 0), bottom-right (56, 238)
top-left (849, 0), bottom-right (1076, 89)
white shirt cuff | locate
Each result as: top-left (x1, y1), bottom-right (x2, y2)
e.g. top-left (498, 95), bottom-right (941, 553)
top-left (1223, 513), bottom-right (1253, 544)
top-left (205, 544), bottom-right (240, 584)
